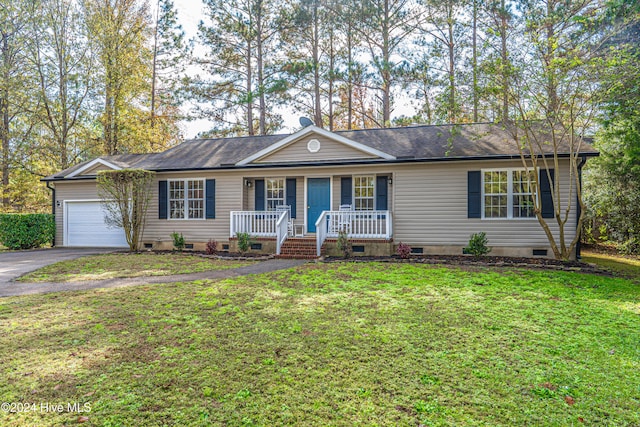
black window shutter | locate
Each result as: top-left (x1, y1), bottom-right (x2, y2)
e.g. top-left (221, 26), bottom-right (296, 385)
top-left (376, 176), bottom-right (388, 210)
top-left (467, 171), bottom-right (481, 218)
top-left (341, 177), bottom-right (352, 206)
top-left (158, 180), bottom-right (168, 219)
top-left (286, 178), bottom-right (296, 218)
top-left (205, 179), bottom-right (216, 219)
top-left (539, 169), bottom-right (555, 218)
top-left (255, 179), bottom-right (265, 210)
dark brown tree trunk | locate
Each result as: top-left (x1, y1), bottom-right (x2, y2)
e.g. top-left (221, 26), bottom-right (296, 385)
top-left (256, 0), bottom-right (266, 135)
top-left (472, 0), bottom-right (478, 122)
top-left (312, 1), bottom-right (322, 127)
top-left (246, 39), bottom-right (254, 136)
top-left (381, 0), bottom-right (391, 127)
top-left (347, 21), bottom-right (353, 130)
top-left (150, 0), bottom-right (159, 133)
top-left (500, 0), bottom-right (508, 122)
top-left (447, 9), bottom-right (455, 124)
top-left (1, 36), bottom-right (10, 208)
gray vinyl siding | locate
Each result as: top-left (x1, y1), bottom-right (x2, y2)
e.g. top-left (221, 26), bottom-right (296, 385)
top-left (53, 181), bottom-right (102, 246)
top-left (80, 163), bottom-right (112, 176)
top-left (52, 159), bottom-right (578, 249)
top-left (331, 174), bottom-right (394, 211)
top-left (144, 172), bottom-right (241, 242)
top-left (256, 135), bottom-right (378, 163)
top-left (392, 160), bottom-right (576, 248)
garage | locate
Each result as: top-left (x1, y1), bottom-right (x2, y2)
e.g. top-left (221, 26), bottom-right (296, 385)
top-left (65, 201), bottom-right (128, 247)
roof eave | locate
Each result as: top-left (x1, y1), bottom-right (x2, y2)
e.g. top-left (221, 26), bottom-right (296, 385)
top-left (41, 151), bottom-right (599, 182)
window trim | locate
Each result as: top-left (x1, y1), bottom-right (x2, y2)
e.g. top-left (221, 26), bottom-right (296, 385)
top-left (481, 168), bottom-right (538, 220)
top-left (353, 175), bottom-right (375, 211)
top-left (167, 178), bottom-right (206, 221)
top-left (265, 177), bottom-right (286, 211)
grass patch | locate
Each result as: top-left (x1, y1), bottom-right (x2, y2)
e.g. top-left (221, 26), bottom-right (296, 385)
top-left (1, 263), bottom-right (638, 426)
top-left (18, 253), bottom-right (253, 282)
top-left (582, 249), bottom-right (640, 283)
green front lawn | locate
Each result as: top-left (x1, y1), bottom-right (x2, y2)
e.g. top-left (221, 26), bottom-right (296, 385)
top-left (582, 249), bottom-right (640, 283)
top-left (18, 253), bottom-right (253, 282)
top-left (1, 263), bottom-right (638, 426)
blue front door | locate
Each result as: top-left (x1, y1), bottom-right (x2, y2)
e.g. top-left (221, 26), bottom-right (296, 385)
top-left (307, 178), bottom-right (330, 233)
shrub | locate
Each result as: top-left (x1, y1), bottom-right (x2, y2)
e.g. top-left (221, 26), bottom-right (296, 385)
top-left (464, 232), bottom-right (491, 256)
top-left (0, 214), bottom-right (55, 250)
top-left (396, 242), bottom-right (411, 259)
top-left (337, 230), bottom-right (352, 258)
top-left (236, 232), bottom-right (252, 253)
top-left (205, 239), bottom-right (218, 255)
top-left (171, 232), bottom-right (185, 251)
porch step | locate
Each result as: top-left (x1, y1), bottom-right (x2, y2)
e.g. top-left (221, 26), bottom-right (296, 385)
top-left (276, 238), bottom-right (321, 259)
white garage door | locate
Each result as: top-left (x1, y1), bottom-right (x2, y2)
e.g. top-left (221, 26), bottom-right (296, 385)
top-left (65, 201), bottom-right (128, 247)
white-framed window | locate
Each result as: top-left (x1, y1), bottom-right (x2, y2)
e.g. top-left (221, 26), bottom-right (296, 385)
top-left (169, 179), bottom-right (204, 219)
top-left (354, 175), bottom-right (375, 210)
top-left (482, 169), bottom-right (536, 219)
top-left (266, 178), bottom-right (285, 210)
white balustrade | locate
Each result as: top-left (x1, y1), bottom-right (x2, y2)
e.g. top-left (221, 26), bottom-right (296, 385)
top-left (316, 210), bottom-right (391, 256)
top-left (275, 210), bottom-right (289, 255)
top-left (230, 211), bottom-right (282, 237)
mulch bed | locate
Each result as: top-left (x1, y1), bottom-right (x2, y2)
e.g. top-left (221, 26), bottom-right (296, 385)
top-left (322, 254), bottom-right (613, 276)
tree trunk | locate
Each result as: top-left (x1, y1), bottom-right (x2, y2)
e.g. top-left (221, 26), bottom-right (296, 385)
top-left (545, 1), bottom-right (558, 116)
top-left (1, 36), bottom-right (10, 208)
top-left (150, 0), bottom-right (160, 132)
top-left (472, 0), bottom-right (478, 122)
top-left (1, 93), bottom-right (8, 209)
top-left (347, 22), bottom-right (353, 130)
top-left (312, 1), bottom-right (322, 127)
top-left (246, 39), bottom-right (254, 136)
top-left (256, 0), bottom-right (266, 135)
top-left (381, 0), bottom-right (391, 127)
top-left (500, 0), bottom-right (508, 122)
top-left (447, 10), bottom-right (455, 124)
top-left (328, 30), bottom-right (335, 131)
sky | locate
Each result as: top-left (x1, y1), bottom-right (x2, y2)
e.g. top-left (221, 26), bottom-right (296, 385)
top-left (169, 0), bottom-right (416, 138)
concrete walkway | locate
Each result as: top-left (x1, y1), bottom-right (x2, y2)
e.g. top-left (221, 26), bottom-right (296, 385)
top-left (0, 259), bottom-right (308, 298)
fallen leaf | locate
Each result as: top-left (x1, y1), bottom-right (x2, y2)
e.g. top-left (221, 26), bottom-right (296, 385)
top-left (565, 396), bottom-right (575, 405)
top-left (132, 374), bottom-right (143, 378)
top-left (77, 415), bottom-right (89, 423)
top-left (578, 417), bottom-right (585, 423)
top-left (23, 372), bottom-right (33, 376)
top-left (53, 384), bottom-right (61, 391)
top-left (609, 349), bottom-right (615, 355)
top-left (83, 391), bottom-right (95, 397)
top-left (30, 389), bottom-right (37, 394)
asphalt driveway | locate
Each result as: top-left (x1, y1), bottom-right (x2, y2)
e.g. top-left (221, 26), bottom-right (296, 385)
top-left (0, 247), bottom-right (117, 285)
top-left (0, 255), bottom-right (307, 298)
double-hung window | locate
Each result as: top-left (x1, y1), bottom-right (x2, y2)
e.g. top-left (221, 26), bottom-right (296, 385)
top-left (169, 179), bottom-right (204, 219)
top-left (354, 176), bottom-right (375, 210)
top-left (266, 178), bottom-right (285, 210)
top-left (483, 169), bottom-right (536, 219)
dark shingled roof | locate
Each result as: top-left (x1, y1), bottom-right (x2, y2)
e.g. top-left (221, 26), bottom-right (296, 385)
top-left (45, 123), bottom-right (598, 180)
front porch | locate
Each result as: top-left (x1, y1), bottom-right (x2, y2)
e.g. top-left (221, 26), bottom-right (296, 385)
top-left (230, 209), bottom-right (393, 256)
top-left (231, 173), bottom-right (393, 256)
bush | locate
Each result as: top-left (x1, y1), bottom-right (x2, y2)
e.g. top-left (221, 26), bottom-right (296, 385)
top-left (337, 230), bottom-right (352, 258)
top-left (0, 214), bottom-right (55, 250)
top-left (205, 239), bottom-right (217, 255)
top-left (464, 232), bottom-right (491, 256)
top-left (396, 242), bottom-right (411, 259)
top-left (236, 232), bottom-right (252, 253)
top-left (171, 232), bottom-right (185, 251)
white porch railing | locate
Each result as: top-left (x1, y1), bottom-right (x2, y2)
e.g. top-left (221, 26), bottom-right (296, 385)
top-left (230, 211), bottom-right (283, 237)
top-left (316, 210), bottom-right (392, 256)
top-left (275, 210), bottom-right (289, 255)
